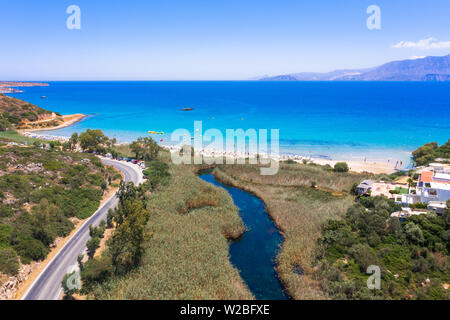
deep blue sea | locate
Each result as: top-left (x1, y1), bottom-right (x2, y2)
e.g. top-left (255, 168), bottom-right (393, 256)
top-left (8, 81), bottom-right (450, 164)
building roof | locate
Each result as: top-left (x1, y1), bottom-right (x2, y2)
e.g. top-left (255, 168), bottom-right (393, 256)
top-left (420, 171), bottom-right (450, 189)
top-left (358, 180), bottom-right (374, 188)
top-left (420, 171), bottom-right (433, 183)
top-left (435, 172), bottom-right (450, 181)
top-left (428, 201), bottom-right (447, 209)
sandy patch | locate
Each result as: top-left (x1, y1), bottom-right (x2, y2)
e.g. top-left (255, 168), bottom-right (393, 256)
top-left (308, 158), bottom-right (398, 174)
top-left (19, 114), bottom-right (87, 132)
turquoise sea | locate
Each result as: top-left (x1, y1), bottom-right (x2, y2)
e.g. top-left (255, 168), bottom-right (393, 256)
top-left (8, 81), bottom-right (450, 165)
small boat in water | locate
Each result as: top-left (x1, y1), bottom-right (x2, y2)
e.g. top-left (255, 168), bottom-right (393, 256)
top-left (181, 107), bottom-right (194, 111)
top-left (41, 96), bottom-right (47, 99)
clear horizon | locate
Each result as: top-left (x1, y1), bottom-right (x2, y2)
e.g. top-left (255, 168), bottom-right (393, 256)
top-left (1, 0), bottom-right (450, 80)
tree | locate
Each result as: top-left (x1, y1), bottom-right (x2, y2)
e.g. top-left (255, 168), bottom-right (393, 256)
top-left (80, 256), bottom-right (112, 292)
top-left (407, 178), bottom-right (414, 189)
top-left (334, 162), bottom-right (349, 173)
top-left (69, 132), bottom-right (78, 150)
top-left (101, 181), bottom-right (107, 194)
top-left (405, 222), bottom-right (424, 244)
top-left (130, 140), bottom-right (143, 159)
top-left (109, 199), bottom-right (150, 274)
top-left (86, 236), bottom-right (100, 258)
top-left (77, 254), bottom-right (84, 271)
top-left (79, 129), bottom-right (108, 152)
top-left (129, 137), bottom-right (160, 161)
top-left (411, 140), bottom-right (450, 166)
top-left (116, 182), bottom-right (138, 213)
top-left (106, 209), bottom-right (115, 228)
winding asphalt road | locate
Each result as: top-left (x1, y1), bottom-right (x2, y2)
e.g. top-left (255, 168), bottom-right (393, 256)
top-left (21, 158), bottom-right (144, 300)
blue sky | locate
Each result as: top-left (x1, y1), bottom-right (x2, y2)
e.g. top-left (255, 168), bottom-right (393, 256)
top-left (1, 0), bottom-right (450, 80)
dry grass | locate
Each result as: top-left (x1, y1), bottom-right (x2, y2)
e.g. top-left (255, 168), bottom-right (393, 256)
top-left (90, 161), bottom-right (253, 300)
top-left (213, 162), bottom-right (368, 299)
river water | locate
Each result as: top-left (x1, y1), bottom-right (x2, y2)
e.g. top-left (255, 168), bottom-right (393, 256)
top-left (199, 173), bottom-right (288, 300)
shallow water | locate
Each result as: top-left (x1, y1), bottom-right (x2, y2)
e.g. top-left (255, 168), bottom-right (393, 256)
top-left (199, 173), bottom-right (288, 300)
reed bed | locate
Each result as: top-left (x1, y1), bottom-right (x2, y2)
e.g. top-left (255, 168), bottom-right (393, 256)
top-left (91, 162), bottom-right (253, 300)
top-left (214, 163), bottom-right (367, 299)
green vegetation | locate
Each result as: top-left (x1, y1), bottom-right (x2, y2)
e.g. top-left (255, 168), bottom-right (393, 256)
top-left (0, 248), bottom-right (20, 275)
top-left (86, 221), bottom-right (106, 258)
top-left (334, 162), bottom-right (349, 173)
top-left (79, 129), bottom-right (109, 152)
top-left (412, 140), bottom-right (450, 166)
top-left (0, 94), bottom-right (54, 130)
top-left (143, 160), bottom-right (170, 190)
top-left (0, 130), bottom-right (45, 145)
top-left (129, 136), bottom-right (160, 161)
top-left (314, 197), bottom-right (449, 299)
top-left (212, 161), bottom-right (370, 299)
top-left (0, 146), bottom-right (114, 274)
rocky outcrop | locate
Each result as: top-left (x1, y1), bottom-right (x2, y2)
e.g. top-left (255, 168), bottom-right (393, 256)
top-left (0, 264), bottom-right (35, 300)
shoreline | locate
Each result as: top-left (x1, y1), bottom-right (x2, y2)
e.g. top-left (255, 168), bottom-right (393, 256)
top-left (0, 81), bottom-right (49, 94)
top-left (162, 145), bottom-right (402, 174)
top-left (18, 115), bottom-right (408, 175)
top-left (18, 114), bottom-right (87, 141)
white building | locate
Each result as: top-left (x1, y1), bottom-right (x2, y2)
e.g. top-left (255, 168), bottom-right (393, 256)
top-left (395, 170), bottom-right (450, 210)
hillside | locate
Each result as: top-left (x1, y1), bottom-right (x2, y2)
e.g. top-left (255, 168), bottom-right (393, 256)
top-left (0, 94), bottom-right (58, 131)
top-left (261, 55), bottom-right (450, 81)
top-left (0, 146), bottom-right (118, 279)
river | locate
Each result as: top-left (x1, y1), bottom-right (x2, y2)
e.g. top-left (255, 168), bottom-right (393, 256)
top-left (199, 173), bottom-right (289, 300)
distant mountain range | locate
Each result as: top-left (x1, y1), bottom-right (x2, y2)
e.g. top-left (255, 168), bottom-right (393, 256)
top-left (259, 54), bottom-right (450, 81)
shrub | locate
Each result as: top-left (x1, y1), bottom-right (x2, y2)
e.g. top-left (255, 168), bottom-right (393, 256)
top-left (13, 236), bottom-right (49, 264)
top-left (405, 222), bottom-right (424, 244)
top-left (143, 160), bottom-right (170, 190)
top-left (0, 224), bottom-right (13, 248)
top-left (81, 256), bottom-right (112, 292)
top-left (410, 202), bottom-right (428, 209)
top-left (349, 243), bottom-right (378, 272)
top-left (0, 248), bottom-right (20, 275)
top-left (0, 204), bottom-right (13, 218)
top-left (334, 162), bottom-right (349, 173)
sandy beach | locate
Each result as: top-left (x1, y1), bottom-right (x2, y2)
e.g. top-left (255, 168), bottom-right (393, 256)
top-left (308, 158), bottom-right (398, 174)
top-left (20, 113), bottom-right (87, 133)
top-left (161, 144), bottom-right (401, 174)
top-left (17, 114), bottom-right (404, 175)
